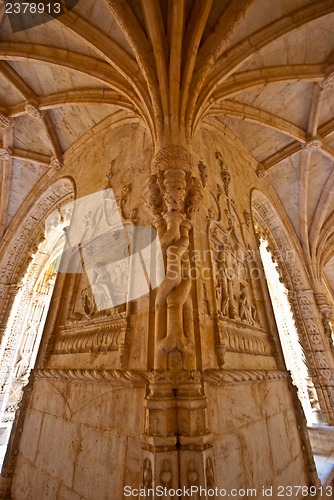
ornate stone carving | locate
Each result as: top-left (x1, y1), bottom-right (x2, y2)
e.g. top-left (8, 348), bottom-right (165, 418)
top-left (202, 283), bottom-right (211, 317)
top-left (320, 72), bottom-right (334, 91)
top-left (198, 160), bottom-right (208, 187)
top-left (243, 210), bottom-right (251, 228)
top-left (79, 262), bottom-right (127, 319)
top-left (148, 370), bottom-right (172, 385)
top-left (253, 193), bottom-right (334, 422)
top-left (49, 156), bottom-right (64, 170)
top-left (54, 318), bottom-right (129, 358)
top-left (187, 459), bottom-right (199, 487)
top-left (35, 368), bottom-right (149, 385)
top-left (151, 145), bottom-right (193, 173)
top-left (207, 154), bottom-right (261, 366)
top-left (302, 139), bottom-right (322, 152)
top-left (0, 178), bottom-right (74, 293)
top-left (142, 458), bottom-right (153, 490)
top-left (0, 372), bottom-right (36, 497)
top-left (203, 369), bottom-right (288, 383)
top-left (25, 103), bottom-right (44, 120)
top-left (223, 323), bottom-right (270, 355)
top-left (160, 459), bottom-right (172, 488)
top-left (0, 148), bottom-right (12, 161)
top-left (215, 151), bottom-right (229, 192)
top-left (144, 146), bottom-right (204, 371)
top-left (0, 114), bottom-right (12, 129)
top-left (238, 282), bottom-right (260, 327)
top-left (205, 457), bottom-right (215, 489)
top-left (256, 163), bottom-right (267, 177)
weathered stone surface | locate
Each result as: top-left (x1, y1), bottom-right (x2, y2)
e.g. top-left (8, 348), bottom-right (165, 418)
top-left (1, 0), bottom-right (332, 496)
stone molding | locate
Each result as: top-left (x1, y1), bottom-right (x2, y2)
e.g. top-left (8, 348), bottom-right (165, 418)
top-left (203, 369), bottom-right (288, 384)
top-left (0, 114), bottom-right (12, 129)
top-left (54, 319), bottom-right (128, 355)
top-left (34, 368), bottom-right (289, 385)
top-left (34, 368), bottom-right (149, 385)
top-left (252, 190), bottom-right (334, 422)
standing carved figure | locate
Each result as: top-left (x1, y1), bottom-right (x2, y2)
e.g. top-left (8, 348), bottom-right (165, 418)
top-left (144, 146), bottom-right (203, 371)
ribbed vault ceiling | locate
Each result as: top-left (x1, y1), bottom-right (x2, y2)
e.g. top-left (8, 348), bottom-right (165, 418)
top-left (0, 0), bottom-right (334, 294)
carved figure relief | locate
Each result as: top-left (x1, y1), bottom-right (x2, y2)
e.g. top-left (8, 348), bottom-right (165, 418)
top-left (144, 146), bottom-right (203, 371)
top-left (187, 459), bottom-right (199, 488)
top-left (205, 457), bottom-right (215, 489)
top-left (67, 161), bottom-right (138, 322)
top-left (160, 459), bottom-right (172, 488)
top-left (142, 458), bottom-right (153, 490)
top-left (208, 152), bottom-right (260, 328)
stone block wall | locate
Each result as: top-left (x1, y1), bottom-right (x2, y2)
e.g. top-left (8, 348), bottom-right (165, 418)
top-left (205, 378), bottom-right (308, 493)
top-left (11, 378), bottom-right (146, 499)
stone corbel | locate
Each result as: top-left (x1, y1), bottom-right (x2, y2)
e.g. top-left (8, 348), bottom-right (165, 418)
top-left (49, 156), bottom-right (64, 170)
top-left (25, 103), bottom-right (44, 121)
top-left (256, 163), bottom-right (267, 178)
top-left (302, 138), bottom-right (322, 152)
top-left (0, 148), bottom-right (12, 161)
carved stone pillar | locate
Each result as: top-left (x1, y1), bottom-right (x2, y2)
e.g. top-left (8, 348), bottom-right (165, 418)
top-left (141, 146), bottom-right (215, 496)
top-left (144, 146), bottom-right (203, 372)
top-left (141, 371), bottom-right (179, 495)
top-left (0, 371), bottom-right (35, 499)
top-left (0, 283), bottom-right (24, 391)
top-left (292, 289), bottom-right (334, 423)
top-left (313, 290), bottom-right (334, 349)
top-left (141, 370), bottom-right (215, 498)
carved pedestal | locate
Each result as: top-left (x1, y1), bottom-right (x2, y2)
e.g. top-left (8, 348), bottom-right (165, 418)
top-left (141, 371), bottom-right (215, 498)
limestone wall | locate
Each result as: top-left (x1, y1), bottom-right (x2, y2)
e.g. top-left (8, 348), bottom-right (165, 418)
top-left (5, 122), bottom-right (317, 498)
top-left (205, 378), bottom-right (308, 492)
top-left (11, 378), bottom-right (146, 499)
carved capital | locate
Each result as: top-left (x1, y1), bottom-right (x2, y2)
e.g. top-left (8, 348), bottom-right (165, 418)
top-left (149, 370), bottom-right (172, 385)
top-left (144, 168), bottom-right (203, 221)
top-left (152, 145), bottom-right (193, 173)
top-left (143, 174), bottom-right (164, 217)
